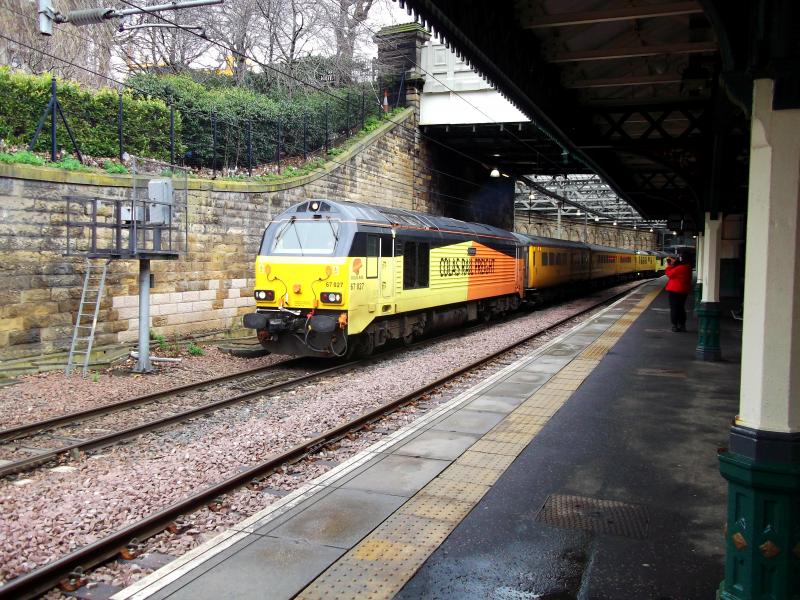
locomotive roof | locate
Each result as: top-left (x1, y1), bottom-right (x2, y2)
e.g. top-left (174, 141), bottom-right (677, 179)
top-left (285, 199), bottom-right (518, 241)
top-left (279, 200), bottom-right (644, 256)
top-left (586, 243), bottom-right (637, 254)
top-left (516, 234), bottom-right (589, 251)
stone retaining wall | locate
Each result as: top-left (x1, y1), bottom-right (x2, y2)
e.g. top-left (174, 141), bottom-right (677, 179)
top-left (0, 108), bottom-right (442, 361)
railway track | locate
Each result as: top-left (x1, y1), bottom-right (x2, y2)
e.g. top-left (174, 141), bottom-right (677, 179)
top-left (0, 288), bottom-right (571, 479)
top-left (0, 281), bottom-right (648, 600)
top-left (0, 358), bottom-right (358, 478)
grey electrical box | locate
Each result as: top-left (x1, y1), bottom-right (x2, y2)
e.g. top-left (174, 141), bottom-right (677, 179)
top-left (120, 204), bottom-right (145, 223)
top-left (147, 179), bottom-right (173, 225)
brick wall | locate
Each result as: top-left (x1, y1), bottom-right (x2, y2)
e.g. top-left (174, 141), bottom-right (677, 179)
top-left (0, 108), bottom-right (443, 361)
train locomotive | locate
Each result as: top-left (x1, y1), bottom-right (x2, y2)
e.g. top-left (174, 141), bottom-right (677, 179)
top-left (243, 199), bottom-right (658, 357)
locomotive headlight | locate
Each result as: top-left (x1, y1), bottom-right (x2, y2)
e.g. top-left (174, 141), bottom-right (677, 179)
top-left (320, 292), bottom-right (342, 304)
top-left (254, 290), bottom-right (275, 301)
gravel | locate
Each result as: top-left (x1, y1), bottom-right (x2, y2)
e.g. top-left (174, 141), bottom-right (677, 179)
top-left (0, 347), bottom-right (286, 430)
top-left (0, 282), bottom-right (642, 596)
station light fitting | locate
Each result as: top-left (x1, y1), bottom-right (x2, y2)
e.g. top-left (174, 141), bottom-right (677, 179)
top-left (594, 216), bottom-right (600, 222)
top-left (672, 230), bottom-right (677, 235)
top-left (649, 228), bottom-right (654, 232)
top-left (613, 220), bottom-right (617, 226)
top-left (528, 192), bottom-right (535, 200)
top-left (489, 168), bottom-right (500, 178)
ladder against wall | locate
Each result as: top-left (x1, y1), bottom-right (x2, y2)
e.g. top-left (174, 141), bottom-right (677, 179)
top-left (62, 158), bottom-right (188, 375)
top-left (65, 259), bottom-right (110, 376)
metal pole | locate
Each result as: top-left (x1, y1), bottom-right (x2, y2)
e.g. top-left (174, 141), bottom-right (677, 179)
top-left (50, 77), bottom-right (57, 162)
top-left (324, 105), bottom-right (329, 154)
top-left (169, 105), bottom-right (175, 166)
top-left (345, 94), bottom-right (350, 134)
top-left (113, 0), bottom-right (223, 17)
top-left (361, 89), bottom-right (365, 130)
top-left (275, 118), bottom-right (281, 173)
top-left (246, 119), bottom-right (252, 177)
top-left (557, 202), bottom-right (562, 239)
top-left (302, 113), bottom-right (308, 161)
top-left (211, 112), bottom-right (217, 179)
top-left (584, 211), bottom-right (588, 242)
top-left (134, 259), bottom-right (152, 373)
top-left (118, 92), bottom-right (124, 162)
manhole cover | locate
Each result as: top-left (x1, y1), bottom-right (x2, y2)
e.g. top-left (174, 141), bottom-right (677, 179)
top-left (536, 494), bottom-right (649, 539)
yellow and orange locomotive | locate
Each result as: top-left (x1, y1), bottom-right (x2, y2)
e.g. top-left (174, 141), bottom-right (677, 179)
top-left (243, 199), bottom-right (656, 357)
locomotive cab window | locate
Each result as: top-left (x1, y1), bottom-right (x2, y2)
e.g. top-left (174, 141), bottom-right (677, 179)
top-left (267, 218), bottom-right (339, 255)
top-left (403, 241), bottom-right (429, 289)
top-left (366, 235), bottom-right (379, 279)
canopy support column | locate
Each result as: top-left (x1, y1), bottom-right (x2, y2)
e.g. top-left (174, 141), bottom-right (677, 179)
top-left (719, 78), bottom-right (800, 600)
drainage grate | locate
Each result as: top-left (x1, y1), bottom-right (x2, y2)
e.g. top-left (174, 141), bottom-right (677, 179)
top-left (536, 494), bottom-right (649, 539)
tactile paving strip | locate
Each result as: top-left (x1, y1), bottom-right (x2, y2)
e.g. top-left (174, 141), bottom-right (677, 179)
top-left (296, 287), bottom-right (660, 600)
top-left (535, 494), bottom-right (650, 539)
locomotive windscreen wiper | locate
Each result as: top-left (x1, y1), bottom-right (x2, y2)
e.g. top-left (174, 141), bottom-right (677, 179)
top-left (325, 216), bottom-right (339, 243)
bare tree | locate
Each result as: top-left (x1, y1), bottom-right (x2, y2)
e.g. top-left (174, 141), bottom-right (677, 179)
top-left (114, 2), bottom-right (213, 75)
top-left (207, 0), bottom-right (265, 82)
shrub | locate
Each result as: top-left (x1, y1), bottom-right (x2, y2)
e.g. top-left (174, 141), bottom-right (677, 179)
top-left (128, 72), bottom-right (382, 171)
top-left (0, 67), bottom-right (182, 162)
top-left (187, 341), bottom-right (204, 356)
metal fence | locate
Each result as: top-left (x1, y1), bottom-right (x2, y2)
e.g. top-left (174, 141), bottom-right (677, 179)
top-left (27, 76), bottom-right (406, 177)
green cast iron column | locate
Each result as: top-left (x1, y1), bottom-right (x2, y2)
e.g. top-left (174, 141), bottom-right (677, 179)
top-left (696, 301), bottom-right (721, 361)
top-left (718, 451), bottom-right (800, 599)
top-left (694, 281), bottom-right (703, 312)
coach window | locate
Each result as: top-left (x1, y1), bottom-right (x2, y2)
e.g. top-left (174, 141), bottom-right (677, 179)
top-left (366, 235), bottom-right (379, 279)
top-left (417, 243), bottom-right (430, 287)
top-left (403, 241), bottom-right (430, 289)
top-left (542, 252), bottom-right (548, 266)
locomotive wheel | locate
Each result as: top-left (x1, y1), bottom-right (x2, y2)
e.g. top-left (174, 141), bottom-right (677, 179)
top-left (401, 332), bottom-right (414, 346)
top-left (344, 333), bottom-right (374, 359)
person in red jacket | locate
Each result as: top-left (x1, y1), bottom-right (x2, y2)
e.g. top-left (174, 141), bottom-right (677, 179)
top-left (665, 255), bottom-right (693, 332)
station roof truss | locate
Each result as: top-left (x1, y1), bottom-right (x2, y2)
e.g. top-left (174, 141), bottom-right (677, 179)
top-left (515, 174), bottom-right (667, 230)
top-left (397, 0), bottom-right (800, 224)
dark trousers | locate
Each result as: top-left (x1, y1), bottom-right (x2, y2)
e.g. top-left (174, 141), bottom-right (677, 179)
top-left (668, 291), bottom-right (687, 328)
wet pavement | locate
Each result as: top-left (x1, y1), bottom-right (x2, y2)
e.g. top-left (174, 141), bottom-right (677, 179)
top-left (395, 291), bottom-right (741, 600)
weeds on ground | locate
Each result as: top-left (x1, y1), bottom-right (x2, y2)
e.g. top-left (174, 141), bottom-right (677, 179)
top-left (0, 150), bottom-right (46, 166)
top-left (187, 341), bottom-right (204, 356)
top-left (150, 331), bottom-right (167, 351)
top-left (103, 160), bottom-right (128, 174)
top-left (52, 155), bottom-right (91, 172)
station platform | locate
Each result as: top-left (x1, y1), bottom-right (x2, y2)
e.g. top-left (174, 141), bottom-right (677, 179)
top-left (113, 279), bottom-right (742, 600)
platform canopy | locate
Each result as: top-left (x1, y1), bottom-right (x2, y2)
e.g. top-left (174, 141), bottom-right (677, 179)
top-left (399, 0), bottom-right (800, 225)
